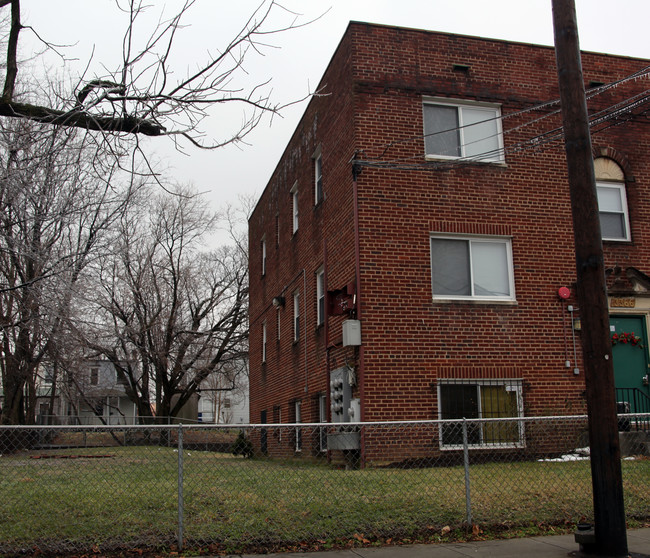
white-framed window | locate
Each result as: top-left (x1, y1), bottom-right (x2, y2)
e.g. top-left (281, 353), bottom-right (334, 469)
top-left (597, 182), bottom-right (630, 242)
top-left (594, 158), bottom-right (629, 242)
top-left (262, 321), bottom-right (267, 364)
top-left (261, 237), bottom-right (266, 276)
top-left (423, 99), bottom-right (504, 162)
top-left (438, 379), bottom-right (524, 448)
top-left (290, 181), bottom-right (299, 234)
top-left (316, 266), bottom-right (325, 326)
top-left (430, 235), bottom-right (515, 301)
top-left (318, 394), bottom-right (327, 452)
top-left (294, 399), bottom-right (302, 452)
top-left (293, 291), bottom-right (300, 342)
top-left (313, 146), bottom-right (323, 205)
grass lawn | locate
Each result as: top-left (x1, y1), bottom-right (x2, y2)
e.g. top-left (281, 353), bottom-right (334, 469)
top-left (1, 446), bottom-right (648, 555)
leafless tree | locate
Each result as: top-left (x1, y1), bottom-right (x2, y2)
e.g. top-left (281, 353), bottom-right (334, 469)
top-left (0, 1), bottom-right (315, 148)
top-left (81, 185), bottom-right (248, 422)
top-left (0, 118), bottom-right (137, 424)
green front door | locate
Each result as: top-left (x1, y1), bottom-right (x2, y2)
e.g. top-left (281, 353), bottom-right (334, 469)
top-left (610, 315), bottom-right (650, 412)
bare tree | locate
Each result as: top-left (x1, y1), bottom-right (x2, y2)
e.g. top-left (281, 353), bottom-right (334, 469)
top-left (81, 185), bottom-right (248, 422)
top-left (0, 1), bottom-right (315, 148)
top-left (0, 118), bottom-right (137, 424)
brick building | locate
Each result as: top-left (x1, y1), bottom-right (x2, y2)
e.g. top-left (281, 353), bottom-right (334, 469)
top-left (248, 22), bottom-right (650, 460)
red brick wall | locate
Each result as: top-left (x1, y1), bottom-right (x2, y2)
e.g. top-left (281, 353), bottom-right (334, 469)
top-left (249, 22), bottom-right (650, 456)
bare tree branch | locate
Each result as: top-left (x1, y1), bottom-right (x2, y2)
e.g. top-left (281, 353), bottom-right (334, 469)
top-left (0, 1), bottom-right (322, 148)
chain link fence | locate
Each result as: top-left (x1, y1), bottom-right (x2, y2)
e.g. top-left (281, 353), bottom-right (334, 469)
top-left (1, 415), bottom-right (648, 556)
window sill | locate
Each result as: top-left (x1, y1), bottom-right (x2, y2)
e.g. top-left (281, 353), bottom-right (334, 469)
top-left (432, 298), bottom-right (517, 306)
top-left (602, 238), bottom-right (632, 243)
top-left (424, 155), bottom-right (507, 168)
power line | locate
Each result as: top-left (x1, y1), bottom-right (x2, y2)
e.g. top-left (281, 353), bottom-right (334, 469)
top-left (354, 80), bottom-right (650, 172)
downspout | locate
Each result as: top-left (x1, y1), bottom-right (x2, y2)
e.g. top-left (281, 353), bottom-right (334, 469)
top-left (304, 268), bottom-right (308, 394)
top-left (352, 161), bottom-right (364, 421)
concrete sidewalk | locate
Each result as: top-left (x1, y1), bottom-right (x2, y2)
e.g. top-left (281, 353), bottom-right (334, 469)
top-left (223, 528), bottom-right (650, 558)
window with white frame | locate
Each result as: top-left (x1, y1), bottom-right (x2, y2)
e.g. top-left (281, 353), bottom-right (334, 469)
top-left (318, 394), bottom-right (327, 452)
top-left (290, 182), bottom-right (299, 234)
top-left (316, 266), bottom-right (325, 326)
top-left (294, 400), bottom-right (302, 452)
top-left (423, 100), bottom-right (504, 162)
top-left (293, 291), bottom-right (300, 342)
top-left (430, 235), bottom-right (515, 300)
top-left (438, 379), bottom-right (524, 448)
top-left (262, 321), bottom-right (267, 364)
top-left (597, 183), bottom-right (630, 241)
top-left (261, 237), bottom-right (266, 276)
top-left (314, 146), bottom-right (323, 205)
top-left (594, 158), bottom-right (629, 242)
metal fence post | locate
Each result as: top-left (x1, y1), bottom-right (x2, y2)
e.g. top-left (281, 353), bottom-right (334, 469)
top-left (177, 424), bottom-right (184, 551)
top-left (462, 418), bottom-right (472, 526)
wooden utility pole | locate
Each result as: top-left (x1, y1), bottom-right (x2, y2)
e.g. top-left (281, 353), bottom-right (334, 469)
top-left (551, 1), bottom-right (628, 555)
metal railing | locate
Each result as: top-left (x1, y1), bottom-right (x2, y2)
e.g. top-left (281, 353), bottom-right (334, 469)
top-left (616, 388), bottom-right (650, 431)
top-left (1, 414), bottom-right (648, 556)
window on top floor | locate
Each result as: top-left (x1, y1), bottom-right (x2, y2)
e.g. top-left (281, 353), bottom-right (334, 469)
top-left (313, 146), bottom-right (323, 205)
top-left (423, 99), bottom-right (504, 163)
top-left (594, 158), bottom-right (630, 242)
top-left (261, 237), bottom-right (266, 276)
top-left (291, 182), bottom-right (299, 234)
top-left (430, 235), bottom-right (515, 301)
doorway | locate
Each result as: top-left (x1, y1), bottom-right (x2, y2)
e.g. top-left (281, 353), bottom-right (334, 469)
top-left (610, 314), bottom-right (650, 412)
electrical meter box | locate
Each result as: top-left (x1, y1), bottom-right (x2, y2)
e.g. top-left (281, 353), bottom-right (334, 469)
top-left (342, 319), bottom-right (361, 346)
top-left (328, 369), bottom-right (360, 451)
top-left (329, 366), bottom-right (352, 423)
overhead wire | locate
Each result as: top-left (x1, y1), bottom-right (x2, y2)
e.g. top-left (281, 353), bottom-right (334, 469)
top-left (356, 64), bottom-right (650, 172)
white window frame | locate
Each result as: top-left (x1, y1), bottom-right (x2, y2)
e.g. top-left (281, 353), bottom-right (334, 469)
top-left (437, 379), bottom-right (525, 449)
top-left (318, 394), bottom-right (327, 452)
top-left (423, 99), bottom-right (504, 163)
top-left (293, 291), bottom-right (300, 342)
top-left (313, 146), bottom-right (323, 205)
top-left (597, 180), bottom-right (630, 242)
top-left (261, 236), bottom-right (266, 276)
top-left (316, 266), bottom-right (325, 326)
top-left (290, 181), bottom-right (299, 234)
top-left (430, 235), bottom-right (515, 301)
top-left (294, 400), bottom-right (302, 452)
top-left (262, 321), bottom-right (267, 364)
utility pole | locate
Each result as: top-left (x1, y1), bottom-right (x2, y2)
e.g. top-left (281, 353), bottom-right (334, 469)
top-left (551, 1), bottom-right (628, 556)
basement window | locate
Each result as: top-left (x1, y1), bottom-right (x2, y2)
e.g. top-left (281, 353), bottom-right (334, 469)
top-left (438, 379), bottom-right (524, 449)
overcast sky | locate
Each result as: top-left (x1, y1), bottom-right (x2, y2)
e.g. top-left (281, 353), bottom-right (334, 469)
top-left (18, 0), bottom-right (650, 216)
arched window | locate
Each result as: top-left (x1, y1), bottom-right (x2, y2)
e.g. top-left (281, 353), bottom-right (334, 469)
top-left (595, 158), bottom-right (630, 242)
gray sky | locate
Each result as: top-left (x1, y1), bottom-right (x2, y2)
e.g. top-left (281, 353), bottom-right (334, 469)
top-left (18, 0), bottom-right (650, 214)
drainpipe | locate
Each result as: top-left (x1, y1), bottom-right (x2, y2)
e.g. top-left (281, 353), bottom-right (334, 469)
top-left (303, 269), bottom-right (308, 394)
top-left (352, 161), bottom-right (364, 422)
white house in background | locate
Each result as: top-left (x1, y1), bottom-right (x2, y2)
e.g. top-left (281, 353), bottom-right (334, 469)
top-left (71, 360), bottom-right (137, 425)
top-left (198, 362), bottom-right (249, 424)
